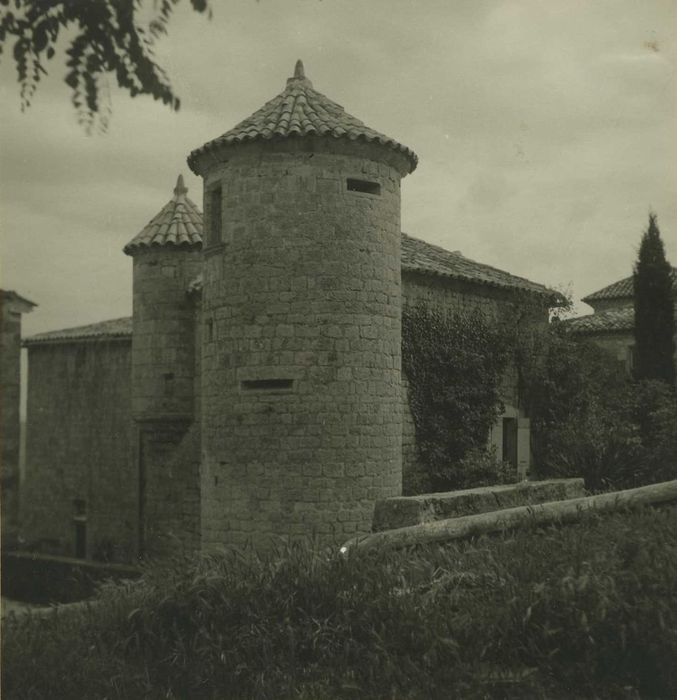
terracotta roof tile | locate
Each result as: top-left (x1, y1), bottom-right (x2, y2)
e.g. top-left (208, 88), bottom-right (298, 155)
top-left (402, 233), bottom-right (558, 298)
top-left (1, 289), bottom-right (37, 311)
top-left (188, 60), bottom-right (417, 174)
top-left (564, 307), bottom-right (634, 334)
top-left (582, 267), bottom-right (677, 303)
top-left (123, 176), bottom-right (203, 255)
top-left (24, 317), bottom-right (132, 346)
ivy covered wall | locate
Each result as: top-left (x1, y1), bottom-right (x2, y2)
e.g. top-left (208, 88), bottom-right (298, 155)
top-left (401, 272), bottom-right (550, 494)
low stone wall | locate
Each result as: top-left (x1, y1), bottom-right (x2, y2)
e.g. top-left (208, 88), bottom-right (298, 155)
top-left (1, 551), bottom-right (141, 604)
top-left (346, 479), bottom-right (677, 553)
top-left (372, 478), bottom-right (586, 532)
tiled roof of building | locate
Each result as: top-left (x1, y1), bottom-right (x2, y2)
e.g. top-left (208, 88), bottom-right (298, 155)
top-left (565, 307), bottom-right (634, 334)
top-left (402, 233), bottom-right (558, 298)
top-left (123, 176), bottom-right (203, 255)
top-left (1, 289), bottom-right (37, 311)
top-left (582, 267), bottom-right (677, 303)
top-left (24, 317), bottom-right (132, 346)
top-left (188, 60), bottom-right (417, 174)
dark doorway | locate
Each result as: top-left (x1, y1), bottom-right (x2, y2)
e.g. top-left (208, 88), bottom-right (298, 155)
top-left (502, 417), bottom-right (518, 468)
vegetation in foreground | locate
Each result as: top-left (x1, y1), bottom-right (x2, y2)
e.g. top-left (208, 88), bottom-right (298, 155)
top-left (402, 297), bottom-right (677, 495)
top-left (4, 506), bottom-right (677, 699)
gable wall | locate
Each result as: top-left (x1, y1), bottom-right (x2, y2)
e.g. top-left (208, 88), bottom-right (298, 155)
top-left (401, 272), bottom-right (548, 493)
top-left (21, 340), bottom-right (136, 562)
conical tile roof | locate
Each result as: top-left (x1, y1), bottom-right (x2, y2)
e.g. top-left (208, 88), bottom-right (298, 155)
top-left (123, 175), bottom-right (203, 255)
top-left (187, 60), bottom-right (417, 174)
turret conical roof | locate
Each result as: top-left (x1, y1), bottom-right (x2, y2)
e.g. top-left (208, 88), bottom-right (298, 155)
top-left (187, 60), bottom-right (417, 174)
top-left (123, 175), bottom-right (203, 255)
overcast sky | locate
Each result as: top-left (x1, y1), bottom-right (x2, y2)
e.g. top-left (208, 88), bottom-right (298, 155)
top-left (1, 0), bottom-right (675, 339)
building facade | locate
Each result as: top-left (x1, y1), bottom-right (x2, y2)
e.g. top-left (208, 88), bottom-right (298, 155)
top-left (19, 62), bottom-right (556, 561)
top-left (1, 290), bottom-right (35, 546)
top-left (567, 268), bottom-right (677, 376)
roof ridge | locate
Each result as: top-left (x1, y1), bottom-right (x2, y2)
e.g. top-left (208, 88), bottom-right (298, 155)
top-left (24, 316), bottom-right (133, 345)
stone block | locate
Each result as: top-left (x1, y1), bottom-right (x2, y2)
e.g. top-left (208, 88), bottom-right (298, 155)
top-left (372, 479), bottom-right (586, 532)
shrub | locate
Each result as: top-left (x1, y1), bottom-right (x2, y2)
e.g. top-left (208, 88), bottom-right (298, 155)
top-left (517, 322), bottom-right (677, 491)
top-left (450, 446), bottom-right (518, 489)
top-left (622, 380), bottom-right (677, 487)
top-left (402, 303), bottom-right (514, 491)
top-left (4, 506), bottom-right (677, 699)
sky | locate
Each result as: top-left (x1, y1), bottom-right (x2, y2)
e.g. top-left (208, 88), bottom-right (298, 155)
top-left (1, 0), bottom-right (676, 341)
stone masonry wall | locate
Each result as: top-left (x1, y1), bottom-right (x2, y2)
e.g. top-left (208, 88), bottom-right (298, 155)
top-left (1, 300), bottom-right (23, 544)
top-left (131, 248), bottom-right (202, 420)
top-left (131, 248), bottom-right (202, 557)
top-left (137, 419), bottom-right (200, 557)
top-left (403, 271), bottom-right (529, 322)
top-left (583, 331), bottom-right (634, 374)
top-left (200, 138), bottom-right (409, 549)
top-left (21, 340), bottom-right (136, 562)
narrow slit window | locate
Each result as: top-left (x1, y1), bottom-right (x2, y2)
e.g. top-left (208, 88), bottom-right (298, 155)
top-left (209, 186), bottom-right (222, 245)
top-left (241, 378), bottom-right (294, 392)
top-left (347, 178), bottom-right (381, 195)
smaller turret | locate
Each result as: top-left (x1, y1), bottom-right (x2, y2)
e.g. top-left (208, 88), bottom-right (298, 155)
top-left (124, 176), bottom-right (203, 557)
top-left (124, 175), bottom-right (203, 420)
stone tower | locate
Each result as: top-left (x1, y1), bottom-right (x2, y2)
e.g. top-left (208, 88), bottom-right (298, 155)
top-left (123, 176), bottom-right (203, 556)
top-left (188, 61), bottom-right (417, 549)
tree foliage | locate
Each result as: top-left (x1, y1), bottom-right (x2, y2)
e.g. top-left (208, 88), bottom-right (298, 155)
top-left (633, 212), bottom-right (676, 388)
top-left (0, 0), bottom-right (211, 130)
top-left (518, 321), bottom-right (677, 491)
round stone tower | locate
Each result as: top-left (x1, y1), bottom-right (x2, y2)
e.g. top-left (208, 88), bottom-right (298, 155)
top-left (188, 61), bottom-right (417, 549)
top-left (124, 175), bottom-right (203, 556)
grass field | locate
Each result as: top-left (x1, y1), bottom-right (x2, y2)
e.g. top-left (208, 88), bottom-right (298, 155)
top-left (4, 505), bottom-right (677, 699)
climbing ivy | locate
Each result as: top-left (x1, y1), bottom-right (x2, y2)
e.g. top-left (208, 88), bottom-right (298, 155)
top-left (402, 303), bottom-right (515, 491)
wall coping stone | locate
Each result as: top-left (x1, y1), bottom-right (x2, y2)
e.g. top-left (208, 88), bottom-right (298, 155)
top-left (372, 478), bottom-right (586, 532)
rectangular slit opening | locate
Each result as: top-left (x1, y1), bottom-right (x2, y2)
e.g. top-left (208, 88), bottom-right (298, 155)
top-left (347, 178), bottom-right (381, 195)
top-left (241, 378), bottom-right (294, 392)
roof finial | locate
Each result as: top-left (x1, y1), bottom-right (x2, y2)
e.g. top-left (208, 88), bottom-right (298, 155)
top-left (173, 174), bottom-right (188, 198)
top-left (286, 59), bottom-right (313, 88)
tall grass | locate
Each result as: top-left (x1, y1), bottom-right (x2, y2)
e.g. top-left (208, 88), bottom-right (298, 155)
top-left (4, 506), bottom-right (677, 699)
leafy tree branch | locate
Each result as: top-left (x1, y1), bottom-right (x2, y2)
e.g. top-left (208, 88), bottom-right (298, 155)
top-left (0, 0), bottom-right (211, 131)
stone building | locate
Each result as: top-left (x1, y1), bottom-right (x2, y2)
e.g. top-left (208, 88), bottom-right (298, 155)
top-left (20, 62), bottom-right (556, 561)
top-left (21, 318), bottom-right (135, 561)
top-left (1, 290), bottom-right (35, 546)
top-left (567, 268), bottom-right (677, 375)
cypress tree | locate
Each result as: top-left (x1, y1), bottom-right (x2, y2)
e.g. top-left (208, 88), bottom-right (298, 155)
top-left (633, 213), bottom-right (675, 387)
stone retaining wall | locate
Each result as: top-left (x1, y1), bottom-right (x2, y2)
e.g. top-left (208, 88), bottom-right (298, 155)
top-left (373, 478), bottom-right (586, 531)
